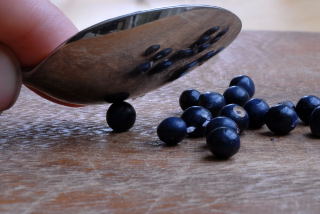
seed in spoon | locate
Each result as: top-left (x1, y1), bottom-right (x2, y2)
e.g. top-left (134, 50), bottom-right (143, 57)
top-left (144, 44), bottom-right (161, 56)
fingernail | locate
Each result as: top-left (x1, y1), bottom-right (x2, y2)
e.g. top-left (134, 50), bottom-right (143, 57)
top-left (0, 43), bottom-right (21, 111)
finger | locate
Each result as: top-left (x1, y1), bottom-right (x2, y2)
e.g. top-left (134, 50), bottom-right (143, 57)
top-left (0, 0), bottom-right (82, 108)
top-left (0, 43), bottom-right (21, 111)
top-left (0, 0), bottom-right (78, 67)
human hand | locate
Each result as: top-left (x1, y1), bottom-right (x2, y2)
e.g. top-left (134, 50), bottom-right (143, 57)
top-left (0, 0), bottom-right (78, 113)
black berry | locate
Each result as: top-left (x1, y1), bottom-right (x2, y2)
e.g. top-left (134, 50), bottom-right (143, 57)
top-left (220, 104), bottom-right (249, 133)
top-left (296, 95), bottom-right (320, 124)
top-left (278, 101), bottom-right (295, 110)
top-left (179, 89), bottom-right (201, 110)
top-left (229, 75), bottom-right (255, 97)
top-left (223, 86), bottom-right (250, 106)
top-left (244, 98), bottom-right (270, 129)
top-left (265, 104), bottom-right (298, 135)
top-left (205, 116), bottom-right (239, 136)
top-left (157, 117), bottom-right (187, 145)
top-left (310, 106), bottom-right (320, 137)
top-left (106, 102), bottom-right (136, 132)
top-left (206, 127), bottom-right (240, 159)
top-left (198, 92), bottom-right (225, 117)
top-left (181, 106), bottom-right (212, 138)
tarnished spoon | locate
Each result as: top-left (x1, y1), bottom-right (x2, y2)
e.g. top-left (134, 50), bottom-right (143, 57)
top-left (22, 5), bottom-right (241, 105)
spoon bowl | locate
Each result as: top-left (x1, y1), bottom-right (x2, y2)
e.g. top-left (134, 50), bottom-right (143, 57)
top-left (23, 5), bottom-right (241, 105)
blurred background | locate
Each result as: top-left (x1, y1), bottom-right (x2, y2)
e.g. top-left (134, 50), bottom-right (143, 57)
top-left (50, 0), bottom-right (320, 32)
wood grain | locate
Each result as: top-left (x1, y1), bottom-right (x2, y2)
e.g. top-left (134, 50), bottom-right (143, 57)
top-left (1, 31), bottom-right (320, 214)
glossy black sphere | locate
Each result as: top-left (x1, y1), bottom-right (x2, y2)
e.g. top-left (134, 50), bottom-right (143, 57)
top-left (265, 104), bottom-right (298, 135)
top-left (198, 92), bottom-right (226, 117)
top-left (296, 95), bottom-right (320, 124)
top-left (157, 117), bottom-right (187, 146)
top-left (179, 89), bottom-right (201, 110)
top-left (181, 106), bottom-right (212, 138)
top-left (206, 127), bottom-right (240, 159)
top-left (278, 101), bottom-right (295, 110)
top-left (223, 86), bottom-right (250, 106)
top-left (229, 75), bottom-right (255, 98)
top-left (244, 98), bottom-right (270, 129)
top-left (310, 106), bottom-right (320, 137)
top-left (220, 104), bottom-right (249, 133)
top-left (205, 116), bottom-right (239, 136)
top-left (106, 102), bottom-right (136, 132)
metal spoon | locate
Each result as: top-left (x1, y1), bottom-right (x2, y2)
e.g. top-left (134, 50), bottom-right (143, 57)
top-left (22, 5), bottom-right (241, 105)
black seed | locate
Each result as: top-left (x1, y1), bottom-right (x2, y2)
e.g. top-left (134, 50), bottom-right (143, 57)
top-left (202, 26), bottom-right (220, 37)
top-left (182, 60), bottom-right (199, 70)
top-left (205, 116), bottom-right (240, 136)
top-left (229, 75), bottom-right (255, 98)
top-left (197, 49), bottom-right (223, 64)
top-left (265, 104), bottom-right (298, 135)
top-left (210, 28), bottom-right (228, 44)
top-left (152, 48), bottom-right (173, 61)
top-left (278, 101), bottom-right (295, 110)
top-left (220, 104), bottom-right (249, 133)
top-left (216, 27), bottom-right (229, 37)
top-left (181, 106), bottom-right (213, 138)
top-left (167, 61), bottom-right (199, 82)
top-left (144, 44), bottom-right (161, 56)
top-left (310, 106), bottom-right (320, 137)
top-left (198, 92), bottom-right (226, 117)
top-left (179, 89), bottom-right (201, 111)
top-left (149, 59), bottom-right (173, 74)
top-left (244, 98), bottom-right (270, 129)
top-left (197, 43), bottom-right (211, 53)
top-left (129, 61), bottom-right (152, 77)
top-left (223, 86), bottom-right (250, 106)
top-left (106, 101), bottom-right (136, 132)
top-left (195, 35), bottom-right (211, 46)
top-left (157, 117), bottom-right (187, 146)
top-left (206, 127), bottom-right (240, 159)
top-left (170, 49), bottom-right (194, 61)
top-left (296, 95), bottom-right (320, 124)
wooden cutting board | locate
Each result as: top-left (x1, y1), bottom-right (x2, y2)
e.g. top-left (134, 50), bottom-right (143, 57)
top-left (1, 31), bottom-right (320, 214)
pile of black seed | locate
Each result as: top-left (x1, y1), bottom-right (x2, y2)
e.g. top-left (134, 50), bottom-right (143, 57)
top-left (156, 75), bottom-right (320, 159)
top-left (105, 75), bottom-right (320, 160)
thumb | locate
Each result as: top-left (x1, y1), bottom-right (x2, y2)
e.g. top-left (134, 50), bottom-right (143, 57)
top-left (0, 43), bottom-right (21, 112)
